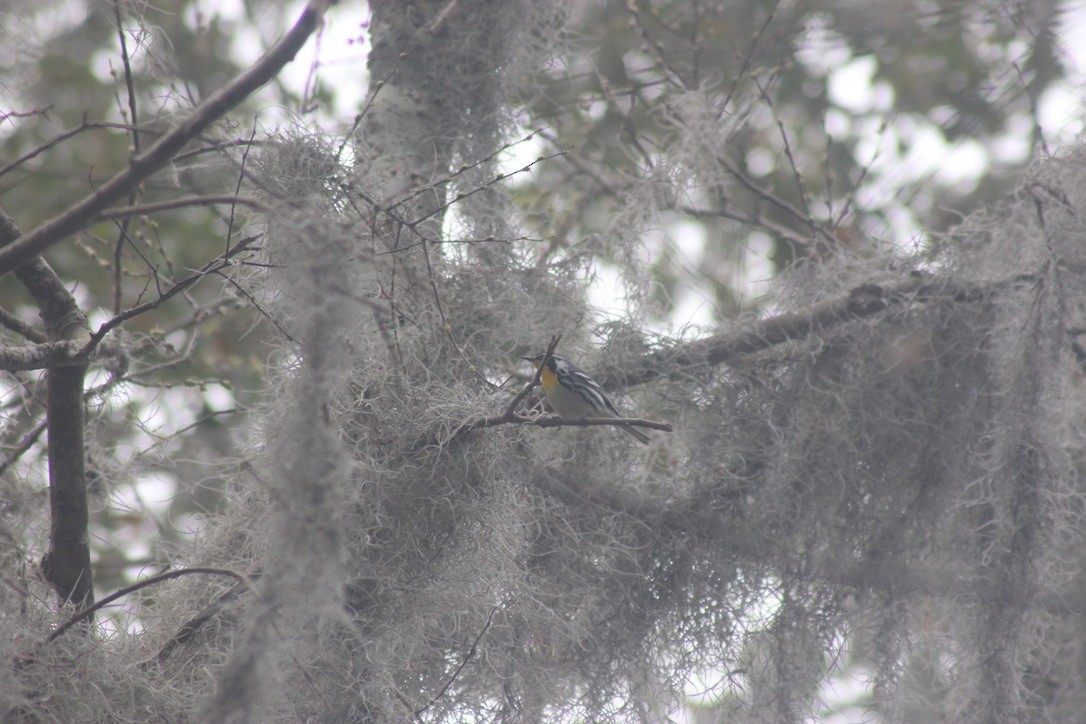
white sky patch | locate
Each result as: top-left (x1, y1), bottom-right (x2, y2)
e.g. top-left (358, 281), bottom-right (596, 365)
top-left (933, 139), bottom-right (988, 189)
top-left (275, 1), bottom-right (371, 122)
top-left (110, 385), bottom-right (229, 462)
top-left (828, 55), bottom-right (878, 113)
top-left (668, 221), bottom-right (715, 329)
top-left (200, 382), bottom-right (235, 412)
top-left (672, 219), bottom-right (705, 265)
top-left (812, 665), bottom-right (877, 723)
top-left (100, 475), bottom-right (169, 575)
top-left (586, 261), bottom-right (628, 321)
top-left (746, 146), bottom-right (777, 177)
top-left (793, 15), bottom-right (851, 77)
top-left (1040, 79), bottom-right (1086, 147)
top-left (110, 470), bottom-right (176, 518)
top-left (741, 231), bottom-right (775, 302)
top-left (990, 114), bottom-right (1037, 164)
top-left (1042, 1), bottom-right (1086, 146)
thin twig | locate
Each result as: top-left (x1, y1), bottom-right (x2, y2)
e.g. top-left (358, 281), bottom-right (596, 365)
top-left (0, 0), bottom-right (333, 276)
top-left (0, 421), bottom-right (47, 477)
top-left (411, 149), bottom-right (569, 227)
top-left (719, 0), bottom-right (779, 115)
top-left (501, 334), bottom-right (560, 418)
top-left (226, 121), bottom-right (259, 253)
top-left (335, 57), bottom-right (405, 164)
top-left (1012, 60), bottom-right (1050, 159)
top-left (112, 0), bottom-right (142, 315)
top-left (45, 567), bottom-right (249, 644)
top-left (96, 195), bottom-right (267, 221)
top-left (755, 75), bottom-right (812, 223)
top-left (718, 154), bottom-right (835, 246)
top-left (836, 117), bottom-right (890, 228)
top-left (0, 120), bottom-right (157, 181)
top-left (85, 234), bottom-right (262, 349)
top-left (212, 268), bottom-right (299, 345)
top-left (390, 129), bottom-right (547, 211)
top-left (426, 335), bottom-right (559, 450)
top-left (415, 606), bottom-right (498, 717)
top-left (623, 0), bottom-right (685, 89)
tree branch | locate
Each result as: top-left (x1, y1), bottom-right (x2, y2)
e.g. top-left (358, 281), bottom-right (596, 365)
top-left (85, 233), bottom-right (262, 349)
top-left (45, 567), bottom-right (249, 645)
top-left (502, 333), bottom-right (560, 417)
top-left (155, 571), bottom-right (262, 663)
top-left (414, 606), bottom-right (498, 717)
top-left (0, 306), bottom-right (46, 343)
top-left (0, 0), bottom-right (333, 277)
top-left (523, 415), bottom-right (673, 433)
top-left (459, 412), bottom-right (673, 440)
top-left (446, 331), bottom-right (673, 446)
top-left (0, 339), bottom-right (99, 371)
top-left (0, 207), bottom-right (94, 610)
top-left (608, 272), bottom-right (1032, 390)
top-left (95, 195), bottom-right (267, 221)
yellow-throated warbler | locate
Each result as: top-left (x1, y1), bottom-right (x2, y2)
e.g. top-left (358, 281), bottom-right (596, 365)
top-left (522, 352), bottom-right (651, 445)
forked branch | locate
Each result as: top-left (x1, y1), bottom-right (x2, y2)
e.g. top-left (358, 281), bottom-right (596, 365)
top-left (0, 0), bottom-right (333, 277)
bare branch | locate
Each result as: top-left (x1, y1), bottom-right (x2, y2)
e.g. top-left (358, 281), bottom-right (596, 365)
top-left (449, 273), bottom-right (1021, 446)
top-left (110, 0), bottom-right (143, 315)
top-left (0, 339), bottom-right (98, 371)
top-left (0, 207), bottom-right (94, 610)
top-left (0, 0), bottom-right (334, 277)
top-left (502, 334), bottom-right (560, 418)
top-left (45, 567), bottom-right (250, 645)
top-left (112, 1), bottom-right (141, 154)
top-left (521, 414), bottom-right (674, 433)
top-left (0, 420), bottom-right (47, 477)
top-left (96, 195), bottom-right (267, 221)
top-left (613, 272), bottom-right (1035, 389)
top-left (414, 606), bottom-right (498, 717)
top-left (86, 233), bottom-right (263, 349)
top-left (0, 306), bottom-right (46, 343)
top-left (0, 120), bottom-right (156, 181)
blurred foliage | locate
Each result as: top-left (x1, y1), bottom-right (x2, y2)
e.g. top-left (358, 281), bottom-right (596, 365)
top-left (3, 1), bottom-right (249, 353)
top-left (0, 0), bottom-right (1078, 632)
top-left (3, 0), bottom-right (1073, 381)
top-left (0, 0), bottom-right (305, 596)
top-left (0, 0), bottom-right (1081, 718)
top-left (514, 0), bottom-right (1073, 322)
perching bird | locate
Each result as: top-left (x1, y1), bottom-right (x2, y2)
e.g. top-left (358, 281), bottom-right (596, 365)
top-left (522, 352), bottom-right (651, 445)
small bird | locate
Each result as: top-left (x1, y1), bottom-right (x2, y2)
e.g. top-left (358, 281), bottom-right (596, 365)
top-left (522, 352), bottom-right (651, 444)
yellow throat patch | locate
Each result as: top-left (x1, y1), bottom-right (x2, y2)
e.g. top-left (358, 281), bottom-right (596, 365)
top-left (538, 362), bottom-right (559, 395)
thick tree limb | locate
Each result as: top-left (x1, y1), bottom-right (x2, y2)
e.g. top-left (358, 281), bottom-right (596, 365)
top-left (608, 272), bottom-right (1031, 389)
top-left (0, 208), bottom-right (93, 609)
top-left (40, 365), bottom-right (92, 609)
top-left (0, 339), bottom-right (97, 371)
top-left (0, 0), bottom-right (333, 277)
top-left (0, 211), bottom-right (89, 344)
